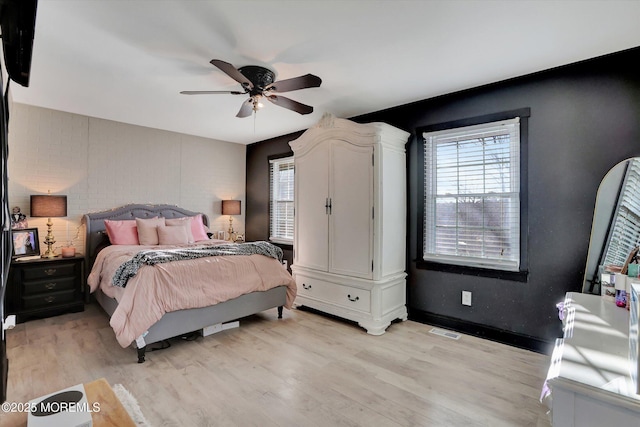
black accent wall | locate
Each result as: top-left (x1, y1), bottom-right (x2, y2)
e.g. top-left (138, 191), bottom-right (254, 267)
top-left (246, 130), bottom-right (303, 272)
top-left (246, 46), bottom-right (640, 352)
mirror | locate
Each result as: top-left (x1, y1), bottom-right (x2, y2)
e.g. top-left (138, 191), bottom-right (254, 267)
top-left (583, 157), bottom-right (640, 293)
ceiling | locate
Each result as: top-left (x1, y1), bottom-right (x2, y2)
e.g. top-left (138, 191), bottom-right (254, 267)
top-left (10, 0), bottom-right (640, 145)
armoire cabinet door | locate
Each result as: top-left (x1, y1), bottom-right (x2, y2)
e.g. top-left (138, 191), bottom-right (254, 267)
top-left (329, 141), bottom-right (373, 279)
top-left (294, 142), bottom-right (330, 271)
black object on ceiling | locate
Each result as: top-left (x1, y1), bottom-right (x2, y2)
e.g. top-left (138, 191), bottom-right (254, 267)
top-left (0, 0), bottom-right (37, 87)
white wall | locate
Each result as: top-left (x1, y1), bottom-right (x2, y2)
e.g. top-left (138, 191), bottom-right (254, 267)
top-left (7, 103), bottom-right (246, 254)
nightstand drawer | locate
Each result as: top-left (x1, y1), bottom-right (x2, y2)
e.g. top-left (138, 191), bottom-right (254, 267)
top-left (22, 289), bottom-right (76, 309)
top-left (22, 277), bottom-right (76, 295)
top-left (21, 263), bottom-right (76, 280)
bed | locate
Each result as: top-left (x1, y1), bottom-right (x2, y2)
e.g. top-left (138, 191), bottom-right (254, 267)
top-left (83, 204), bottom-right (296, 363)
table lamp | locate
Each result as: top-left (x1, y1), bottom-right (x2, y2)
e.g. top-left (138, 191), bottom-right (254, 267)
top-left (221, 200), bottom-right (241, 241)
top-left (30, 192), bottom-right (67, 258)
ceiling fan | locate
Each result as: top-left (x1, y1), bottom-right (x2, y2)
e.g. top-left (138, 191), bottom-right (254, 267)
top-left (181, 59), bottom-right (322, 118)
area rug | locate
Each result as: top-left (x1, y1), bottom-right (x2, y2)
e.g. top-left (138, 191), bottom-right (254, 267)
top-left (112, 384), bottom-right (152, 427)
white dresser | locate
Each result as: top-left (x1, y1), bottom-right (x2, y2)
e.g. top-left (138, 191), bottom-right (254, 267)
top-left (545, 292), bottom-right (640, 426)
top-left (289, 114), bottom-right (409, 335)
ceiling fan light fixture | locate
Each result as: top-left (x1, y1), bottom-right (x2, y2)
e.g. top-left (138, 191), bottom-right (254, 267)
top-left (251, 96), bottom-right (264, 112)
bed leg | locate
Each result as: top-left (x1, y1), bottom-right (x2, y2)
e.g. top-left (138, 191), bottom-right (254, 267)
top-left (277, 306), bottom-right (283, 319)
top-left (137, 346), bottom-right (147, 363)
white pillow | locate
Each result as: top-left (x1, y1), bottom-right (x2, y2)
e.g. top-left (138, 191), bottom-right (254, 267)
top-left (165, 217), bottom-right (194, 243)
top-left (135, 217), bottom-right (166, 245)
top-left (157, 224), bottom-right (189, 245)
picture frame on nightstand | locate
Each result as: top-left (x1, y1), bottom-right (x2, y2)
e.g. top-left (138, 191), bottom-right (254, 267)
top-left (10, 227), bottom-right (39, 258)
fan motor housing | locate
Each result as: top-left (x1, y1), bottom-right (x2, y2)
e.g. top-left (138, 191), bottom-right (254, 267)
top-left (238, 66), bottom-right (275, 94)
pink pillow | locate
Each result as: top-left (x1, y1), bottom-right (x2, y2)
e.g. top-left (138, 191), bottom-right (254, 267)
top-left (104, 219), bottom-right (139, 245)
top-left (157, 225), bottom-right (189, 245)
top-left (136, 217), bottom-right (166, 245)
top-left (190, 214), bottom-right (210, 241)
top-left (165, 217), bottom-right (194, 243)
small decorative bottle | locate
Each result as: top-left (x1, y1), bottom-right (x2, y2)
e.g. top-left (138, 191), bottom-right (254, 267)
top-left (615, 273), bottom-right (627, 307)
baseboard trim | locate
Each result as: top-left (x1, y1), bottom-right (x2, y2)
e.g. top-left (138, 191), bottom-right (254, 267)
top-left (409, 309), bottom-right (554, 354)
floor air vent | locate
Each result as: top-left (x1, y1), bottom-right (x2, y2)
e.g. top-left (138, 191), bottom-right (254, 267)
top-left (429, 328), bottom-right (461, 340)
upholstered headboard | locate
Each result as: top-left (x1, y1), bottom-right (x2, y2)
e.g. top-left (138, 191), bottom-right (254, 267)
top-left (82, 204), bottom-right (210, 273)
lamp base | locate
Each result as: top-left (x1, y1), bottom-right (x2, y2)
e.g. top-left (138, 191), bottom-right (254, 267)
top-left (41, 247), bottom-right (57, 258)
top-left (227, 216), bottom-right (235, 242)
top-left (42, 218), bottom-right (57, 258)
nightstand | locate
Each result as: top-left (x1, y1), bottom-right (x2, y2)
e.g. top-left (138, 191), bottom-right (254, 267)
top-left (6, 255), bottom-right (85, 323)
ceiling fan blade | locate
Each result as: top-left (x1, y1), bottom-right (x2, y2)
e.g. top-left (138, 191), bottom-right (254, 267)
top-left (180, 90), bottom-right (246, 95)
top-left (210, 59), bottom-right (254, 90)
top-left (265, 74), bottom-right (322, 93)
top-left (236, 98), bottom-right (254, 118)
top-left (266, 95), bottom-right (314, 115)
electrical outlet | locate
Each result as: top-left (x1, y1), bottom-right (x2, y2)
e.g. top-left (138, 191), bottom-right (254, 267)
top-left (462, 291), bottom-right (472, 306)
top-left (282, 259), bottom-right (288, 269)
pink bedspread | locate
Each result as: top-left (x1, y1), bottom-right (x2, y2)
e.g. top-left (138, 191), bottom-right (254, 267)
top-left (87, 243), bottom-right (297, 347)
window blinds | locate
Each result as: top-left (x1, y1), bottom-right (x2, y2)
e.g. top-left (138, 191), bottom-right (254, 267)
top-left (423, 118), bottom-right (520, 271)
top-left (603, 158), bottom-right (640, 268)
top-left (269, 156), bottom-right (295, 244)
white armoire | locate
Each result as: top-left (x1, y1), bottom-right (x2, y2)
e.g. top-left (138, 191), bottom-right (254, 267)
top-left (289, 114), bottom-right (409, 335)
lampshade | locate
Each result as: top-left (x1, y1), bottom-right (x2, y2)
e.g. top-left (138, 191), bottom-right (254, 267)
top-left (221, 200), bottom-right (241, 216)
top-left (30, 195), bottom-right (67, 218)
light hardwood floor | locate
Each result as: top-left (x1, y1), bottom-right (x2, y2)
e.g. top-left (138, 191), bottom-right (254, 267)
top-left (1, 304), bottom-right (551, 426)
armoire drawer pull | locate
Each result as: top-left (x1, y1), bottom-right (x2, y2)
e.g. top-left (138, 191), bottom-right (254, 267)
top-left (302, 283), bottom-right (312, 290)
top-left (347, 294), bottom-right (359, 302)
top-left (45, 282), bottom-right (57, 290)
top-left (44, 268), bottom-right (57, 276)
top-left (44, 296), bottom-right (56, 303)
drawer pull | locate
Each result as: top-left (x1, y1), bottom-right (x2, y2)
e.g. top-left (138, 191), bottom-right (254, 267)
top-left (347, 294), bottom-right (359, 302)
top-left (44, 296), bottom-right (56, 303)
top-left (302, 283), bottom-right (312, 290)
top-left (45, 282), bottom-right (57, 290)
top-left (44, 268), bottom-right (57, 276)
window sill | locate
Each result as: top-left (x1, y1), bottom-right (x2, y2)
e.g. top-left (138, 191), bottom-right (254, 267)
top-left (269, 240), bottom-right (293, 250)
top-left (415, 260), bottom-right (529, 282)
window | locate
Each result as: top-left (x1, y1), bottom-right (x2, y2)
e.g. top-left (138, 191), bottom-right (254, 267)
top-left (423, 117), bottom-right (521, 271)
top-left (602, 158), bottom-right (640, 267)
top-left (269, 156), bottom-right (294, 244)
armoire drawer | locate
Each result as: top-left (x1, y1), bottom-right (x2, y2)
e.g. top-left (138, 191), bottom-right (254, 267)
top-left (296, 275), bottom-right (371, 313)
